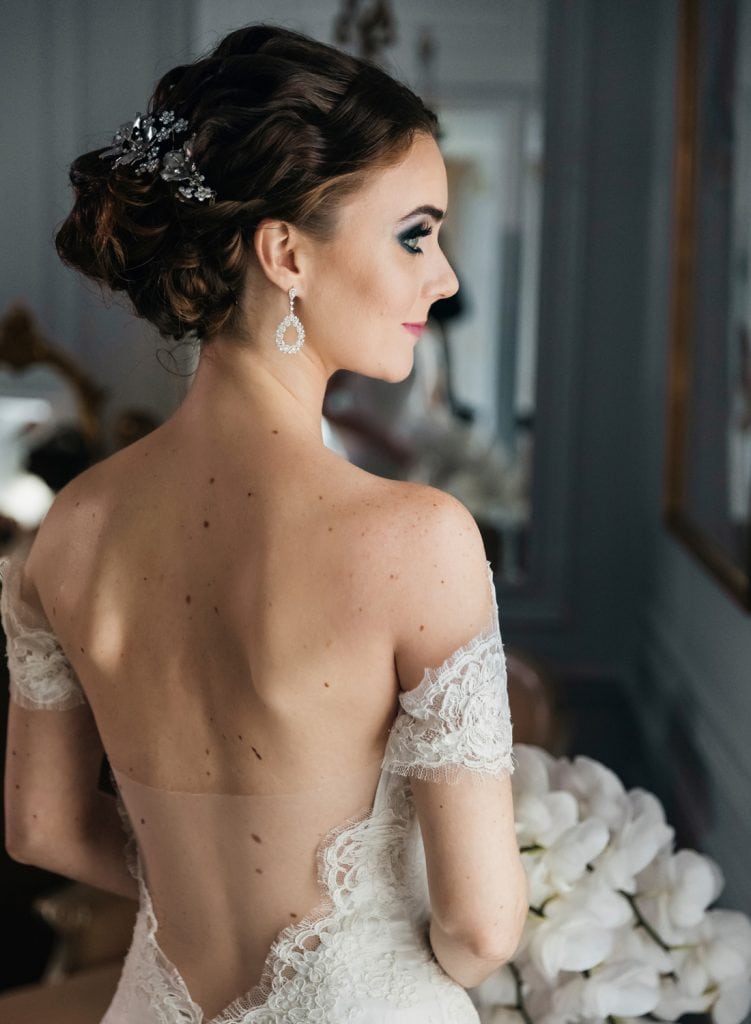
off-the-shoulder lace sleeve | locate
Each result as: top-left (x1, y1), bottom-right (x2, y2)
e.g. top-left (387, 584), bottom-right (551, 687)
top-left (0, 551), bottom-right (87, 710)
top-left (381, 560), bottom-right (515, 785)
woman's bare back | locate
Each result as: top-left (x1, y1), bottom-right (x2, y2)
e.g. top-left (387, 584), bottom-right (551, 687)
top-left (9, 415), bottom-right (520, 1020)
top-left (33, 420), bottom-right (407, 796)
top-left (21, 421), bottom-right (433, 1013)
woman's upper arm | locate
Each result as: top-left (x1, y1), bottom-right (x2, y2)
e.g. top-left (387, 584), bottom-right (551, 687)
top-left (390, 486), bottom-right (497, 696)
top-left (5, 698), bottom-right (105, 858)
top-left (382, 486), bottom-right (526, 955)
top-left (1, 549), bottom-right (103, 859)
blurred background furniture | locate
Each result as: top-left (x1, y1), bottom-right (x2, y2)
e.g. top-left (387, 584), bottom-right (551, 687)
top-left (0, 304), bottom-right (106, 449)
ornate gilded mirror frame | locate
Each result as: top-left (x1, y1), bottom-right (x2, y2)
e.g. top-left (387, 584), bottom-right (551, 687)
top-left (664, 0), bottom-right (751, 611)
top-left (0, 304), bottom-right (105, 445)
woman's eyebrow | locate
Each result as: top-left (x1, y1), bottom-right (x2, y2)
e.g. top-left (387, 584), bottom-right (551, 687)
top-left (397, 204), bottom-right (446, 223)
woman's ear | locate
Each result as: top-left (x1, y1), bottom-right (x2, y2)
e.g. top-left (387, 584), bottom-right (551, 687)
top-left (253, 218), bottom-right (303, 293)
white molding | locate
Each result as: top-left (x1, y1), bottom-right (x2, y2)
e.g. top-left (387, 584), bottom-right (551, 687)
top-left (633, 609), bottom-right (751, 912)
top-left (640, 606), bottom-right (751, 795)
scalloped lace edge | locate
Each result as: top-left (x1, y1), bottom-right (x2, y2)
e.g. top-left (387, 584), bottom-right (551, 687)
top-left (110, 767), bottom-right (413, 1023)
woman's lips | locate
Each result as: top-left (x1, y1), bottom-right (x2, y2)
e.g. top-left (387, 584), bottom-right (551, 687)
top-left (402, 323), bottom-right (426, 337)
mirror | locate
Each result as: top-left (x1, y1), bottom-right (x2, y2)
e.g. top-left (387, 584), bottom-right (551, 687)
top-left (665, 0), bottom-right (751, 610)
top-left (0, 305), bottom-right (106, 537)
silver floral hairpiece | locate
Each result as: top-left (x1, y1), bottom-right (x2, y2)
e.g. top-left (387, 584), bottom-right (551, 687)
top-left (98, 109), bottom-right (217, 203)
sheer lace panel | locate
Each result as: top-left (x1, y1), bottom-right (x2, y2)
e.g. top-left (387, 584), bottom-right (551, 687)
top-left (0, 551), bottom-right (87, 710)
top-left (105, 764), bottom-right (487, 1023)
top-left (381, 560), bottom-right (515, 785)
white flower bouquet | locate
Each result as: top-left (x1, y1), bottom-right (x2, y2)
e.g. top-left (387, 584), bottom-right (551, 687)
top-left (470, 745), bottom-right (751, 1024)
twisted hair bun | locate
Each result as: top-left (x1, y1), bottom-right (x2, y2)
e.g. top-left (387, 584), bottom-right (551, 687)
top-left (55, 24), bottom-right (440, 343)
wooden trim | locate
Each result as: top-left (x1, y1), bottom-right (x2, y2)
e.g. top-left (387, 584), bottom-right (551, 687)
top-left (663, 0), bottom-right (751, 610)
top-left (664, 0), bottom-right (697, 518)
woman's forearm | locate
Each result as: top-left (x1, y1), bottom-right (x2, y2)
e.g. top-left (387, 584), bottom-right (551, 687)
top-left (10, 791), bottom-right (139, 901)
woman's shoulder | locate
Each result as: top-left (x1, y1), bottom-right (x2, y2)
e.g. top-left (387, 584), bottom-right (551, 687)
top-left (22, 444), bottom-right (135, 592)
top-left (358, 472), bottom-right (480, 542)
top-left (339, 469), bottom-right (484, 579)
top-left (364, 479), bottom-right (494, 680)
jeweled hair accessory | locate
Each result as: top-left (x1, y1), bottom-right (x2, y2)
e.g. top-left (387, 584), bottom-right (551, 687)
top-left (98, 109), bottom-right (217, 203)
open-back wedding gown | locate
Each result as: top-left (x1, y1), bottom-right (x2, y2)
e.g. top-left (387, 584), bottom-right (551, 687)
top-left (1, 547), bottom-right (514, 1024)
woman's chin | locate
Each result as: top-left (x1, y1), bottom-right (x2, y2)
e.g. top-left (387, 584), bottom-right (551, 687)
top-left (344, 347), bottom-right (415, 384)
top-left (378, 359), bottom-right (414, 385)
top-left (385, 348), bottom-right (417, 384)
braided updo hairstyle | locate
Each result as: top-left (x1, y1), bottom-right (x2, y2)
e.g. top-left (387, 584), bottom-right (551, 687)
top-left (55, 24), bottom-right (441, 344)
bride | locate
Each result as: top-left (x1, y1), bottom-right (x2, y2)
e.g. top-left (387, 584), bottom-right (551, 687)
top-left (1, 23), bottom-right (527, 1023)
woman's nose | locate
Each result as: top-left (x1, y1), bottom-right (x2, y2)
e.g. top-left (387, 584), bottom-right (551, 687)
top-left (432, 256), bottom-right (460, 302)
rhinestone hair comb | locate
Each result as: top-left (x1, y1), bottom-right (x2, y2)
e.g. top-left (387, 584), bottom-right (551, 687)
top-left (98, 109), bottom-right (217, 203)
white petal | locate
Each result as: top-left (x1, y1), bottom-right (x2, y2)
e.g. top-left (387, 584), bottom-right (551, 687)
top-left (479, 1009), bottom-right (522, 1024)
top-left (516, 791), bottom-right (580, 848)
top-left (470, 965), bottom-right (517, 1007)
top-left (547, 975), bottom-right (587, 1019)
top-left (602, 790), bottom-right (675, 888)
top-left (705, 910), bottom-right (751, 982)
top-left (675, 948), bottom-right (709, 998)
top-left (610, 922), bottom-right (674, 973)
top-left (546, 819), bottom-right (610, 887)
top-left (712, 976), bottom-right (751, 1024)
top-left (553, 755), bottom-right (628, 828)
top-left (550, 872), bottom-right (631, 929)
top-left (655, 977), bottom-right (714, 1020)
top-left (511, 744), bottom-right (554, 799)
top-left (669, 850), bottom-right (725, 928)
top-left (523, 853), bottom-right (556, 908)
top-left (580, 959), bottom-right (661, 1017)
top-left (530, 914), bottom-right (612, 981)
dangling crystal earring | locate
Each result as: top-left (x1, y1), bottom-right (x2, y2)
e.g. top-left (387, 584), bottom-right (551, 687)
top-left (274, 287), bottom-right (305, 354)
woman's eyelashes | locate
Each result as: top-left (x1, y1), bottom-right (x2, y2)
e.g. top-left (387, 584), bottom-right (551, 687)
top-left (399, 222), bottom-right (433, 255)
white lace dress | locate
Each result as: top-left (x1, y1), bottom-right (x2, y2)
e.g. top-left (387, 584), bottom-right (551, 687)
top-left (1, 552), bottom-right (514, 1024)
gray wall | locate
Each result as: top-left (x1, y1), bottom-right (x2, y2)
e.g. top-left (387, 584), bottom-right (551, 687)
top-left (521, 0), bottom-right (751, 921)
top-left (1, 1), bottom-right (198, 440)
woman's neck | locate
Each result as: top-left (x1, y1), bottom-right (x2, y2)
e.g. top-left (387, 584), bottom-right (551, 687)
top-left (172, 335), bottom-right (329, 449)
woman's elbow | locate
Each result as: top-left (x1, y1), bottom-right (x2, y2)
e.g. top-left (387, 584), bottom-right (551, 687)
top-left (5, 807), bottom-right (65, 868)
top-left (475, 862), bottom-right (529, 963)
top-left (5, 826), bottom-right (38, 865)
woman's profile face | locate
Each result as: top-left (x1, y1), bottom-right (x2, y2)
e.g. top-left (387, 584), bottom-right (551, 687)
top-left (304, 132), bottom-right (460, 383)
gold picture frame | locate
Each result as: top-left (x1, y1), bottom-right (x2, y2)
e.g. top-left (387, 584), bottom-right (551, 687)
top-left (664, 0), bottom-right (751, 611)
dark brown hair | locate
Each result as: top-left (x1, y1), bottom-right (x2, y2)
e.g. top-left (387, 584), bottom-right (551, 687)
top-left (55, 24), bottom-right (440, 343)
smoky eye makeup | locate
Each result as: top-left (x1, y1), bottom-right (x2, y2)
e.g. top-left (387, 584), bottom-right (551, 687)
top-left (398, 221), bottom-right (434, 255)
